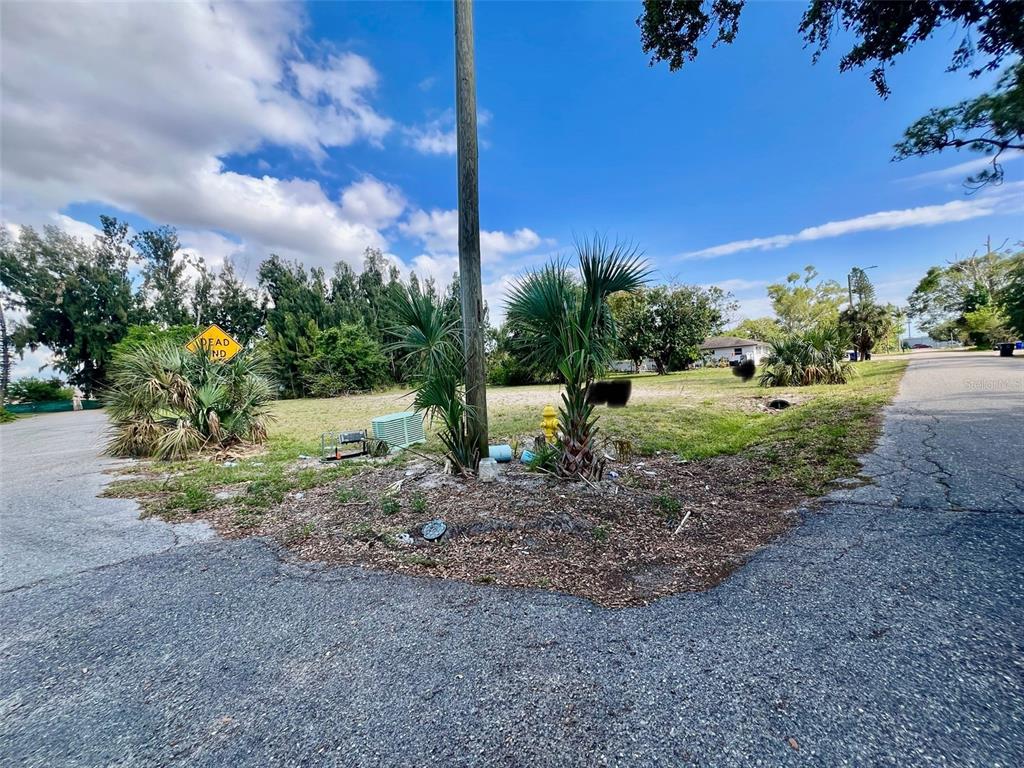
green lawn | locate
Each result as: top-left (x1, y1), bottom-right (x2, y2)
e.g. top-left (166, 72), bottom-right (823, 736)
top-left (106, 360), bottom-right (908, 518)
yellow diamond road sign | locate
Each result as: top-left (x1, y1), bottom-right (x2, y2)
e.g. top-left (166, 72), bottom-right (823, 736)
top-left (186, 324), bottom-right (242, 362)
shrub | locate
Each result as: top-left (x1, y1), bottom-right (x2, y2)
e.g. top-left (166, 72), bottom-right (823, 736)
top-left (389, 288), bottom-right (477, 472)
top-left (302, 324), bottom-right (389, 397)
top-left (759, 325), bottom-right (854, 387)
top-left (7, 376), bottom-right (74, 403)
top-left (105, 342), bottom-right (275, 460)
top-left (963, 305), bottom-right (1012, 348)
top-left (487, 324), bottom-right (554, 386)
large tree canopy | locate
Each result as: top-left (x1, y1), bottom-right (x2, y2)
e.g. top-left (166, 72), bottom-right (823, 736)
top-left (1001, 251), bottom-right (1024, 339)
top-left (0, 219), bottom-right (137, 396)
top-left (767, 266), bottom-right (845, 335)
top-left (638, 0), bottom-right (1024, 184)
top-left (609, 284), bottom-right (735, 373)
top-left (908, 245), bottom-right (1016, 337)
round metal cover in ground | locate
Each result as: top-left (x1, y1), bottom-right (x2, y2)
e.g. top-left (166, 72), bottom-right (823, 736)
top-left (421, 519), bottom-right (447, 541)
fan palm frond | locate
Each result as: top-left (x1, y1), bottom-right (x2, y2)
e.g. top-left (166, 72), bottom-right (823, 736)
top-left (105, 341), bottom-right (275, 459)
top-left (389, 286), bottom-right (477, 472)
top-left (506, 234), bottom-right (649, 479)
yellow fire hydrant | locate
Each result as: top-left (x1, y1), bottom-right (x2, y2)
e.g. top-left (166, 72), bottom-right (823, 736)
top-left (541, 404), bottom-right (558, 443)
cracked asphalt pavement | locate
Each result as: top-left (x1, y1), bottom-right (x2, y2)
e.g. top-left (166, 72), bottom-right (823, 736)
top-left (1, 351), bottom-right (1022, 766)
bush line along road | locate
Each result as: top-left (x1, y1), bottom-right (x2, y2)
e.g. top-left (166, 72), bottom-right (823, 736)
top-left (0, 350), bottom-right (1021, 766)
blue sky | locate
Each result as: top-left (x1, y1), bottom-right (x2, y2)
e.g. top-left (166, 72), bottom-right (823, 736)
top-left (2, 0), bottom-right (1022, 367)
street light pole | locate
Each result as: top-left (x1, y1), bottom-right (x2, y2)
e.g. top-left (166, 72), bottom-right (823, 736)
top-left (454, 0), bottom-right (489, 462)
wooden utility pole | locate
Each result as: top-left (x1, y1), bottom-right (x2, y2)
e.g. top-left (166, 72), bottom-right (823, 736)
top-left (0, 297), bottom-right (9, 407)
top-left (454, 0), bottom-right (488, 461)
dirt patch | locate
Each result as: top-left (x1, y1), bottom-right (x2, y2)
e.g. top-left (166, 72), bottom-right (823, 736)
top-left (197, 453), bottom-right (803, 608)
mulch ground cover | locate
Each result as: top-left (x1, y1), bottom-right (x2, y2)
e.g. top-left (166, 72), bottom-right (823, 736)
top-left (199, 451), bottom-right (804, 608)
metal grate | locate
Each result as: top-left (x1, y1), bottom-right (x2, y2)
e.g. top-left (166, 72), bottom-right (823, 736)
top-left (370, 411), bottom-right (426, 449)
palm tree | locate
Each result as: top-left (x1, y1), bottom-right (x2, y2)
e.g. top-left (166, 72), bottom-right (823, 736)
top-left (105, 343), bottom-right (274, 460)
top-left (506, 236), bottom-right (649, 479)
top-left (839, 302), bottom-right (891, 360)
top-left (389, 287), bottom-right (477, 473)
top-left (759, 324), bottom-right (854, 387)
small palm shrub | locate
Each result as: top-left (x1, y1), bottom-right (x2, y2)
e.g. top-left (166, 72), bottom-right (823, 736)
top-left (105, 343), bottom-right (275, 460)
top-left (389, 288), bottom-right (477, 473)
top-left (506, 236), bottom-right (649, 479)
top-left (759, 325), bottom-right (854, 387)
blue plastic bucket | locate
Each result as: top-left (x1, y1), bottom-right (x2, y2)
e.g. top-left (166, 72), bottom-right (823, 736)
top-left (488, 444), bottom-right (513, 462)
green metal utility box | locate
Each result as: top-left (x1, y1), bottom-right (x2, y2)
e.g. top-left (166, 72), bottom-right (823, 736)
top-left (371, 411), bottom-right (426, 449)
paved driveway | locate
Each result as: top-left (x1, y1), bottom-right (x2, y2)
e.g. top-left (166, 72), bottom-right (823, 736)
top-left (1, 352), bottom-right (1022, 766)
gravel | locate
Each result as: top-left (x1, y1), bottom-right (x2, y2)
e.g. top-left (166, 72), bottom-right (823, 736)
top-left (1, 351), bottom-right (1021, 766)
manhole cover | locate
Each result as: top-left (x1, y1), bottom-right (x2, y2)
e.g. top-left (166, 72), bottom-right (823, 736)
top-left (421, 519), bottom-right (447, 541)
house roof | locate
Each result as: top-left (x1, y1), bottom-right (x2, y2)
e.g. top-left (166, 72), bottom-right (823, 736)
top-left (700, 336), bottom-right (766, 350)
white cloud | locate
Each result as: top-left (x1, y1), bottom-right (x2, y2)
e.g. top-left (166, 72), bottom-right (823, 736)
top-left (401, 209), bottom-right (459, 252)
top-left (51, 215), bottom-right (102, 243)
top-left (409, 253), bottom-right (461, 287)
top-left (0, 1), bottom-right (398, 273)
top-left (406, 120), bottom-right (457, 156)
top-left (730, 296), bottom-right (775, 323)
top-left (681, 185), bottom-right (1024, 260)
top-left (289, 53), bottom-right (393, 148)
top-left (404, 109), bottom-right (492, 156)
top-left (178, 230), bottom-right (245, 273)
top-left (704, 278), bottom-right (769, 293)
top-left (399, 207), bottom-right (550, 323)
top-left (400, 208), bottom-right (545, 262)
top-left (900, 151), bottom-right (1022, 186)
top-left (339, 177), bottom-right (406, 229)
top-left (483, 273), bottom-right (518, 325)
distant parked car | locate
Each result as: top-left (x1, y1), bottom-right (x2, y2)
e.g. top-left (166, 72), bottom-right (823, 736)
top-left (912, 343), bottom-right (932, 349)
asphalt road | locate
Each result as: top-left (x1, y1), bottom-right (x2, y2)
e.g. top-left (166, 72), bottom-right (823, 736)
top-left (1, 352), bottom-right (1022, 767)
top-left (0, 410), bottom-right (211, 590)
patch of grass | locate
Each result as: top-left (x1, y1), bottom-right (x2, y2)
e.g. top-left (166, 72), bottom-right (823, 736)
top-left (403, 553), bottom-right (439, 568)
top-left (233, 508), bottom-right (264, 528)
top-left (742, 361), bottom-right (908, 494)
top-left (165, 486), bottom-right (216, 515)
top-left (106, 361), bottom-right (907, 522)
top-left (410, 492), bottom-right (428, 514)
top-left (335, 486), bottom-right (368, 503)
top-left (283, 522), bottom-right (316, 543)
top-left (592, 524), bottom-right (609, 543)
top-left (350, 521), bottom-right (378, 540)
top-left (655, 494), bottom-right (682, 519)
top-left (379, 495), bottom-right (401, 516)
top-left (244, 474), bottom-right (290, 508)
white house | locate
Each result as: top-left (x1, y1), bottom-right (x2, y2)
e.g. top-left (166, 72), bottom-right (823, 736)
top-left (609, 358), bottom-right (658, 373)
top-left (700, 336), bottom-right (771, 365)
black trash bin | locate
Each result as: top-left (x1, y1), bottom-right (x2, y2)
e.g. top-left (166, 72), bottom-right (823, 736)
top-left (998, 342), bottom-right (1015, 357)
top-left (849, 351), bottom-right (858, 362)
